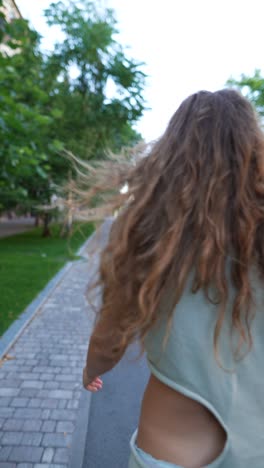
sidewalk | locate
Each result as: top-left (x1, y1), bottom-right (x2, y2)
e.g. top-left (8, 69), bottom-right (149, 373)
top-left (0, 219), bottom-right (112, 467)
top-left (0, 218), bottom-right (35, 239)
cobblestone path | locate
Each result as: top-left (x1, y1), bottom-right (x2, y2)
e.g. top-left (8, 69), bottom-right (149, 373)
top-left (0, 254), bottom-right (96, 467)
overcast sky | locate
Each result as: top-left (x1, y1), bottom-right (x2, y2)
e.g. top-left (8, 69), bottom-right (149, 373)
top-left (16, 0), bottom-right (264, 142)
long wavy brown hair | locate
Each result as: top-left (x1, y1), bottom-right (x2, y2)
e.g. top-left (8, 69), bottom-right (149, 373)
top-left (73, 89), bottom-right (264, 362)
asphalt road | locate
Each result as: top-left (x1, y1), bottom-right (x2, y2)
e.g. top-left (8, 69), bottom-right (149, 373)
top-left (82, 343), bottom-right (150, 468)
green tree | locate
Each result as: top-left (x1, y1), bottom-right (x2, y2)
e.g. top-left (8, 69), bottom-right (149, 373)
top-left (44, 0), bottom-right (146, 159)
top-left (227, 69), bottom-right (264, 116)
top-left (0, 10), bottom-right (64, 217)
top-left (0, 0), bottom-right (147, 235)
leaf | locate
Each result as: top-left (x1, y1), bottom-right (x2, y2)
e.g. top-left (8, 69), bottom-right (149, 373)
top-left (0, 354), bottom-right (16, 367)
top-left (36, 166), bottom-right (48, 179)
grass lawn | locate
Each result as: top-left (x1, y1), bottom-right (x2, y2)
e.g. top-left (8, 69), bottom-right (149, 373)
top-left (0, 222), bottom-right (94, 337)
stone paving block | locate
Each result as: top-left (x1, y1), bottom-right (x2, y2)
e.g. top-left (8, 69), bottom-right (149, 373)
top-left (53, 448), bottom-right (69, 464)
top-left (20, 353), bottom-right (36, 359)
top-left (21, 381), bottom-right (43, 390)
top-left (0, 397), bottom-right (11, 407)
top-left (22, 360), bottom-right (39, 366)
top-left (41, 420), bottom-right (55, 433)
top-left (69, 368), bottom-right (82, 376)
top-left (59, 381), bottom-right (80, 391)
top-left (0, 463), bottom-right (16, 468)
top-left (42, 433), bottom-right (72, 448)
top-left (50, 356), bottom-right (68, 362)
top-left (23, 420), bottom-right (42, 432)
top-left (0, 388), bottom-right (19, 398)
top-left (5, 372), bottom-right (19, 379)
top-left (43, 381), bottom-right (59, 390)
top-left (8, 446), bottom-right (43, 463)
top-left (10, 398), bottom-right (29, 408)
top-left (21, 432), bottom-right (42, 446)
top-left (5, 366), bottom-right (32, 374)
top-left (47, 390), bottom-right (72, 400)
top-left (0, 379), bottom-right (22, 389)
top-left (0, 408), bottom-right (14, 418)
top-left (67, 399), bottom-right (79, 410)
top-left (28, 398), bottom-right (42, 409)
top-left (1, 431), bottom-right (23, 445)
top-left (41, 410), bottom-right (51, 420)
top-left (40, 399), bottom-right (58, 409)
top-left (73, 390), bottom-right (82, 399)
top-left (50, 409), bottom-right (76, 421)
top-left (37, 360), bottom-right (50, 367)
top-left (68, 355), bottom-right (80, 361)
top-left (50, 362), bottom-right (68, 369)
top-left (0, 445), bottom-right (12, 460)
top-left (32, 367), bottom-right (54, 374)
top-left (35, 391), bottom-right (50, 399)
top-left (19, 389), bottom-right (38, 398)
top-left (17, 464), bottom-right (34, 468)
top-left (3, 419), bottom-right (24, 431)
top-left (55, 374), bottom-right (76, 382)
top-left (57, 400), bottom-right (67, 410)
top-left (18, 373), bottom-right (40, 380)
top-left (14, 408), bottom-right (42, 420)
top-left (41, 447), bottom-right (54, 463)
top-left (34, 464), bottom-right (67, 468)
top-left (39, 374), bottom-right (54, 381)
top-left (56, 421), bottom-right (75, 433)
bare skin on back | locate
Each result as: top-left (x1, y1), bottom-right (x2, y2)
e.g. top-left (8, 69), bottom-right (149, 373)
top-left (137, 375), bottom-right (227, 468)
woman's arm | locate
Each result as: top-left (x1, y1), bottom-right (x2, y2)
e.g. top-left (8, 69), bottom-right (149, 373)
top-left (83, 314), bottom-right (126, 388)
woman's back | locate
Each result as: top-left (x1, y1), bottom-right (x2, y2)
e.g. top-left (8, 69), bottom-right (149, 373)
top-left (136, 376), bottom-right (227, 467)
top-left (134, 269), bottom-right (264, 467)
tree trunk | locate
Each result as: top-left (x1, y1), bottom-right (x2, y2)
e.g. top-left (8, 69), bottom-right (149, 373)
top-left (60, 174), bottom-right (73, 238)
top-left (42, 213), bottom-right (51, 237)
top-left (34, 214), bottom-right (40, 227)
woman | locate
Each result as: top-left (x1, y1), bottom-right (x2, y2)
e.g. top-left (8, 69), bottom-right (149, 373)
top-left (82, 89), bottom-right (264, 467)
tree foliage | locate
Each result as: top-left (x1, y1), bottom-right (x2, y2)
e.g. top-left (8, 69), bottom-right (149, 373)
top-left (44, 0), bottom-right (146, 159)
top-left (0, 0), bottom-right (146, 222)
top-left (0, 5), bottom-right (64, 213)
top-left (227, 69), bottom-right (264, 117)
